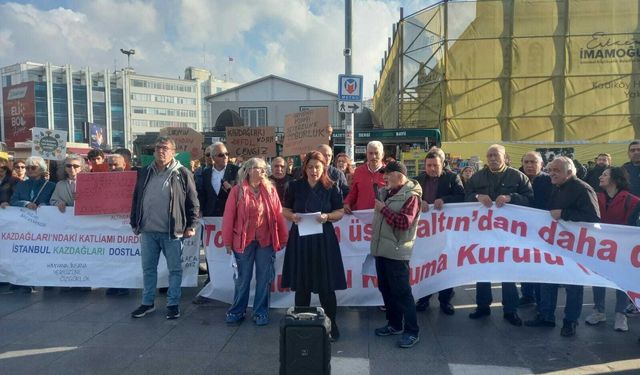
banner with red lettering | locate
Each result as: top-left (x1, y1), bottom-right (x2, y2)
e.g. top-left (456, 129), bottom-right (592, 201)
top-left (198, 203), bottom-right (640, 308)
top-left (0, 207), bottom-right (200, 288)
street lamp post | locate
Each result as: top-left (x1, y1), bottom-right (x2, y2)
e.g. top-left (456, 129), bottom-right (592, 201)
top-left (120, 49), bottom-right (135, 68)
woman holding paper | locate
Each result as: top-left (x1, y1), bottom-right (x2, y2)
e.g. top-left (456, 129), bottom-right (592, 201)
top-left (222, 157), bottom-right (288, 326)
top-left (50, 154), bottom-right (87, 212)
top-left (585, 166), bottom-right (640, 332)
top-left (281, 150), bottom-right (346, 341)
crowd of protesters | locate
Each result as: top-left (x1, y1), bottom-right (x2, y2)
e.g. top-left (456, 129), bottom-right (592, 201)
top-left (1, 138), bottom-right (640, 349)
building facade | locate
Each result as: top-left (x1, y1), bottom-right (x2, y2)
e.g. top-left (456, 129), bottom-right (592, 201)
top-left (373, 0), bottom-right (640, 143)
top-left (1, 62), bottom-right (237, 149)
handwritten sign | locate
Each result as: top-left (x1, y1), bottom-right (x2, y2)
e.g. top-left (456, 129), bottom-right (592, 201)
top-left (32, 128), bottom-right (67, 160)
top-left (75, 171), bottom-right (137, 215)
top-left (159, 127), bottom-right (204, 160)
top-left (282, 108), bottom-right (330, 156)
top-left (226, 127), bottom-right (276, 158)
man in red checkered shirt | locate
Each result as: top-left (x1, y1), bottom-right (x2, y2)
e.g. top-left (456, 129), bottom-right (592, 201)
top-left (370, 161), bottom-right (422, 349)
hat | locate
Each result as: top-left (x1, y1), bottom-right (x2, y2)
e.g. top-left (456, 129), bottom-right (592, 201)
top-left (382, 160), bottom-right (407, 176)
top-left (0, 151), bottom-right (9, 161)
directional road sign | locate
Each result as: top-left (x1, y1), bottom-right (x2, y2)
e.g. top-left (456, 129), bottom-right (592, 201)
top-left (338, 74), bottom-right (363, 101)
top-left (338, 100), bottom-right (362, 113)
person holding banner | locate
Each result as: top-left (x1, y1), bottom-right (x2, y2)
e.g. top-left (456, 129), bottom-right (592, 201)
top-left (281, 150), bottom-right (346, 341)
top-left (465, 144), bottom-right (533, 327)
top-left (130, 136), bottom-right (200, 320)
top-left (525, 156), bottom-right (600, 337)
top-left (50, 154), bottom-right (87, 213)
top-left (371, 160), bottom-right (423, 349)
top-left (584, 167), bottom-right (639, 332)
top-left (10, 156), bottom-right (55, 211)
top-left (222, 158), bottom-right (288, 326)
top-left (414, 149), bottom-right (465, 315)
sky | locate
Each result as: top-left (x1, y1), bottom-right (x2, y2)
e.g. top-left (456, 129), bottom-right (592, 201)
top-left (0, 0), bottom-right (439, 98)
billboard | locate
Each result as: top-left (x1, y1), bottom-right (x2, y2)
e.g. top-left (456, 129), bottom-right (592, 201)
top-left (86, 122), bottom-right (107, 149)
top-left (2, 82), bottom-right (35, 147)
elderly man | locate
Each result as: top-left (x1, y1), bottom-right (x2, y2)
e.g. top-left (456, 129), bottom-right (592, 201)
top-left (525, 156), bottom-right (600, 337)
top-left (414, 148), bottom-right (464, 314)
top-left (268, 157), bottom-right (293, 202)
top-left (316, 144), bottom-right (349, 198)
top-left (344, 140), bottom-right (386, 214)
top-left (371, 161), bottom-right (422, 348)
top-left (518, 151), bottom-right (553, 306)
top-left (465, 144), bottom-right (533, 326)
top-left (108, 154), bottom-right (127, 172)
top-left (130, 137), bottom-right (199, 320)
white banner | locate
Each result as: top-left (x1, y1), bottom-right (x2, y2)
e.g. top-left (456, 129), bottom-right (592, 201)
top-left (0, 207), bottom-right (200, 288)
top-left (199, 203), bottom-right (640, 308)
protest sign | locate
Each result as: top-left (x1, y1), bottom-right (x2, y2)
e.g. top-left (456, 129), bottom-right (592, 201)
top-left (0, 207), bottom-right (200, 288)
top-left (159, 127), bottom-right (204, 159)
top-left (75, 171), bottom-right (137, 215)
top-left (32, 128), bottom-right (67, 160)
top-left (282, 108), bottom-right (330, 156)
top-left (198, 203), bottom-right (640, 308)
top-left (226, 127), bottom-right (276, 158)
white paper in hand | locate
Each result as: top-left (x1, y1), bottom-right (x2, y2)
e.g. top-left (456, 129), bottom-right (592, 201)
top-left (297, 212), bottom-right (323, 236)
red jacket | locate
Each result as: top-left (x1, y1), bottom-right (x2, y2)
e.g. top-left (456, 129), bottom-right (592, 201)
top-left (597, 190), bottom-right (640, 225)
top-left (222, 180), bottom-right (288, 252)
top-left (344, 163), bottom-right (386, 210)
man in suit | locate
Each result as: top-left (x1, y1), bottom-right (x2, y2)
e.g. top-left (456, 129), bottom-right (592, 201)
top-left (414, 148), bottom-right (465, 315)
top-left (193, 141), bottom-right (239, 304)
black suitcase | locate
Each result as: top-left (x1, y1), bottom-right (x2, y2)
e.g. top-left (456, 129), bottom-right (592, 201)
top-left (280, 306), bottom-right (331, 375)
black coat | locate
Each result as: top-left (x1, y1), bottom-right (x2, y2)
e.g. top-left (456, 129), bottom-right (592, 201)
top-left (548, 175), bottom-right (600, 223)
top-left (414, 170), bottom-right (465, 203)
top-left (198, 164), bottom-right (239, 217)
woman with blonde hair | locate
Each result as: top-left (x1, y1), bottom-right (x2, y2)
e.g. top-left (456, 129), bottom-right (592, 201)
top-left (222, 157), bottom-right (288, 326)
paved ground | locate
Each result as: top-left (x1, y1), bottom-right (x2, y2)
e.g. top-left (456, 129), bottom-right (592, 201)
top-left (1, 280), bottom-right (639, 375)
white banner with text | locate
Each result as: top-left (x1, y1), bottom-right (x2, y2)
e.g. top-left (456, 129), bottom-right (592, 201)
top-left (199, 203), bottom-right (640, 308)
top-left (0, 207), bottom-right (200, 288)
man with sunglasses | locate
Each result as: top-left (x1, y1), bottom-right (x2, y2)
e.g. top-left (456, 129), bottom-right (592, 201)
top-left (130, 137), bottom-right (200, 320)
top-left (193, 141), bottom-right (239, 304)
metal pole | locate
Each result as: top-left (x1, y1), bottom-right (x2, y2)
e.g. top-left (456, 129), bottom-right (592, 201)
top-left (344, 0), bottom-right (355, 161)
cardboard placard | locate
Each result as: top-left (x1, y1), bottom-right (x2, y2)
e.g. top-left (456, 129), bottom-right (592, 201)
top-left (32, 128), bottom-right (67, 160)
top-left (282, 108), bottom-right (330, 156)
top-left (75, 171), bottom-right (137, 215)
top-left (225, 127), bottom-right (276, 159)
top-left (159, 127), bottom-right (204, 160)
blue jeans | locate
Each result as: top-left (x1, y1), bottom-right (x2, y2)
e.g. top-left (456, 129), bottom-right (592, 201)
top-left (228, 241), bottom-right (275, 318)
top-left (140, 232), bottom-right (184, 307)
top-left (539, 284), bottom-right (583, 322)
top-left (592, 286), bottom-right (629, 314)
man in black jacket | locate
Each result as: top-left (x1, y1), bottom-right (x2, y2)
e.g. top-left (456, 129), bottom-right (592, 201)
top-left (414, 149), bottom-right (464, 315)
top-left (130, 136), bottom-right (199, 320)
top-left (465, 144), bottom-right (533, 326)
top-left (524, 156), bottom-right (600, 337)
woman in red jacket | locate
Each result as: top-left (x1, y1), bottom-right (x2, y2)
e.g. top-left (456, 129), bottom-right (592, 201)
top-left (222, 157), bottom-right (288, 326)
top-left (585, 166), bottom-right (639, 332)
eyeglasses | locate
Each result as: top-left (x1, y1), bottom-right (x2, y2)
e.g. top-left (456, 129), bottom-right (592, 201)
top-left (65, 164), bottom-right (82, 169)
top-left (14, 165), bottom-right (26, 169)
top-left (215, 152), bottom-right (229, 158)
top-left (26, 166), bottom-right (39, 170)
top-left (155, 145), bottom-right (174, 152)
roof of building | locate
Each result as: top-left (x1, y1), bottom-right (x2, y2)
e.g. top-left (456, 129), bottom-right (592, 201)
top-left (204, 74), bottom-right (337, 101)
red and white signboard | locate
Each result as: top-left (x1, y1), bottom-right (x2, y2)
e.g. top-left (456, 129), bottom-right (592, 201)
top-left (2, 82), bottom-right (35, 147)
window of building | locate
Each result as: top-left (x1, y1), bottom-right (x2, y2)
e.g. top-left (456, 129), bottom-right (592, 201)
top-left (239, 107), bottom-right (267, 127)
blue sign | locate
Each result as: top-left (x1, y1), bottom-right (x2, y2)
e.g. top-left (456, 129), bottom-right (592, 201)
top-left (338, 74), bottom-right (363, 101)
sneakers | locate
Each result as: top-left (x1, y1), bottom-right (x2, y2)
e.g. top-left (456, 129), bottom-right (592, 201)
top-left (585, 310), bottom-right (606, 325)
top-left (615, 312), bottom-right (629, 332)
top-left (166, 305), bottom-right (180, 320)
top-left (469, 308), bottom-right (491, 319)
top-left (524, 314), bottom-right (556, 327)
top-left (253, 314), bottom-right (269, 326)
top-left (560, 319), bottom-right (577, 337)
top-left (225, 312), bottom-right (245, 325)
top-left (503, 312), bottom-right (523, 327)
top-left (398, 333), bottom-right (420, 348)
top-left (131, 304), bottom-right (155, 318)
top-left (374, 325), bottom-right (404, 336)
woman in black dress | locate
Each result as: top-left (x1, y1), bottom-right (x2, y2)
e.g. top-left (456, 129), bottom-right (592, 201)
top-left (281, 150), bottom-right (346, 341)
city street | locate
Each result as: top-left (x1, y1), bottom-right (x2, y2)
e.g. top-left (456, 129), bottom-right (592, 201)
top-left (1, 280), bottom-right (638, 374)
